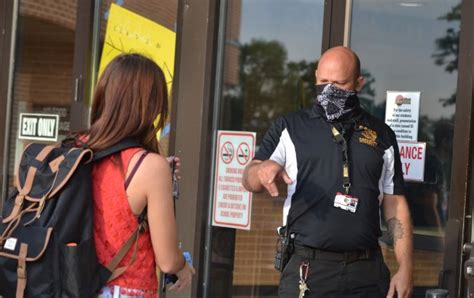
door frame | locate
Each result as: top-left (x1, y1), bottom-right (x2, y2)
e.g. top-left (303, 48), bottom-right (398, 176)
top-left (70, 0), bottom-right (99, 132)
top-left (447, 0), bottom-right (474, 295)
top-left (0, 0), bottom-right (18, 206)
top-left (329, 0), bottom-right (474, 296)
top-left (168, 0), bottom-right (221, 296)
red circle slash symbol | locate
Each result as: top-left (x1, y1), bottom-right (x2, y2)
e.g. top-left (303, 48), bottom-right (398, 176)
top-left (221, 141), bottom-right (234, 164)
top-left (237, 142), bottom-right (251, 165)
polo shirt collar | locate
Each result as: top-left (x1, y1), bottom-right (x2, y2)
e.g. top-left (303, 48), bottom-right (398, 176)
top-left (307, 104), bottom-right (324, 119)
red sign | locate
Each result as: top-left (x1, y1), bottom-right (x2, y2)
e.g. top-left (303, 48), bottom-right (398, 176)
top-left (398, 141), bottom-right (426, 181)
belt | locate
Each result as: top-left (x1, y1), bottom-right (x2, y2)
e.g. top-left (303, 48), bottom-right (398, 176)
top-left (293, 244), bottom-right (378, 263)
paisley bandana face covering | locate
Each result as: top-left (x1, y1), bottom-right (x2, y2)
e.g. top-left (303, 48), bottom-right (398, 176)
top-left (316, 84), bottom-right (360, 121)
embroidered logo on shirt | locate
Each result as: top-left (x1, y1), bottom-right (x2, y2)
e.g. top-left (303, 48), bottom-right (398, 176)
top-left (359, 126), bottom-right (378, 147)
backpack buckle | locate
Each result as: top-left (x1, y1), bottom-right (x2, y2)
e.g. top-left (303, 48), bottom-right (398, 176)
top-left (35, 196), bottom-right (47, 219)
top-left (16, 194), bottom-right (25, 207)
top-left (139, 221), bottom-right (148, 233)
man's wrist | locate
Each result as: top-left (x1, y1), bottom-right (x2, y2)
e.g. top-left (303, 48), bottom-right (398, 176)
top-left (397, 263), bottom-right (413, 273)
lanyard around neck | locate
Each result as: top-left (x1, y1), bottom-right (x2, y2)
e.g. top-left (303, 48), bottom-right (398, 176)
top-left (330, 125), bottom-right (351, 194)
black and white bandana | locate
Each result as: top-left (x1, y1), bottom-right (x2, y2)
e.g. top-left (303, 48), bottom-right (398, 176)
top-left (315, 84), bottom-right (361, 122)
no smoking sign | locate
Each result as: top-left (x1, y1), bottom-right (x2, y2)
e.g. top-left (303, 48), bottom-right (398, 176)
top-left (213, 130), bottom-right (256, 230)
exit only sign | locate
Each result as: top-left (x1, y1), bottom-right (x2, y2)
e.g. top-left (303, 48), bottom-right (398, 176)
top-left (18, 113), bottom-right (59, 142)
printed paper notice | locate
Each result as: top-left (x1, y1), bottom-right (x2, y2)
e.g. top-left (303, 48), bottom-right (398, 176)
top-left (385, 91), bottom-right (421, 141)
top-left (212, 131), bottom-right (256, 230)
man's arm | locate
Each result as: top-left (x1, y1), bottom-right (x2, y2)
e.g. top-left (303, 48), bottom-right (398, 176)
top-left (383, 194), bottom-right (413, 298)
top-left (242, 160), bottom-right (291, 197)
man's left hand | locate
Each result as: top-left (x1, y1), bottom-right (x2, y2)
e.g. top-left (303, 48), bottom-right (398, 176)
top-left (387, 268), bottom-right (413, 298)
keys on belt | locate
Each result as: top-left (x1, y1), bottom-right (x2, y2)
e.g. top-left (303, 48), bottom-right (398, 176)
top-left (299, 261), bottom-right (310, 298)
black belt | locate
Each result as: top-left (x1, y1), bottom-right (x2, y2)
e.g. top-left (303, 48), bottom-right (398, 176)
top-left (293, 244), bottom-right (379, 264)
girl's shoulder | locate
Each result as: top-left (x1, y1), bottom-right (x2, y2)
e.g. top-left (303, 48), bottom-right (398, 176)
top-left (131, 151), bottom-right (171, 180)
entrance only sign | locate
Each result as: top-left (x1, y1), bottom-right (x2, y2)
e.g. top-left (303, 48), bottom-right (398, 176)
top-left (398, 141), bottom-right (426, 182)
top-left (212, 130), bottom-right (256, 230)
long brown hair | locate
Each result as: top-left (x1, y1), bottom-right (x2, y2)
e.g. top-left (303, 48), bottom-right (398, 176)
top-left (87, 53), bottom-right (168, 153)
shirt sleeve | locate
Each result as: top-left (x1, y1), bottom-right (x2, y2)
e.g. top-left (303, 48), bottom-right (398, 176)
top-left (382, 129), bottom-right (405, 196)
top-left (253, 116), bottom-right (287, 166)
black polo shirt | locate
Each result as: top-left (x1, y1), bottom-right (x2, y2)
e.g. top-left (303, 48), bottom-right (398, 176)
top-left (254, 106), bottom-right (405, 251)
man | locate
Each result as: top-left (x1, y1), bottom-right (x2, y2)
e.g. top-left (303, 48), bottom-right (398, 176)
top-left (242, 47), bottom-right (413, 298)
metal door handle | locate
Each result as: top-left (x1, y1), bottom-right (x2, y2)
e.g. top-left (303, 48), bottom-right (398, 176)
top-left (74, 76), bottom-right (82, 102)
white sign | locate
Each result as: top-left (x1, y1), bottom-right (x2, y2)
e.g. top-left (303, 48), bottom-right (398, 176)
top-left (212, 130), bottom-right (256, 230)
top-left (398, 141), bottom-right (426, 182)
top-left (19, 113), bottom-right (59, 142)
top-left (385, 91), bottom-right (421, 141)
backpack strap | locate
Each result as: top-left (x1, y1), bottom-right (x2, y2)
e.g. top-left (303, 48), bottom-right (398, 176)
top-left (124, 151), bottom-right (148, 190)
top-left (105, 209), bottom-right (147, 282)
top-left (105, 150), bottom-right (149, 282)
top-left (2, 145), bottom-right (56, 224)
top-left (16, 243), bottom-right (28, 298)
top-left (92, 138), bottom-right (142, 161)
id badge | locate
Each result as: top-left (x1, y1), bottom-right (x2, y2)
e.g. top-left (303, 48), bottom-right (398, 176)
top-left (334, 192), bottom-right (358, 213)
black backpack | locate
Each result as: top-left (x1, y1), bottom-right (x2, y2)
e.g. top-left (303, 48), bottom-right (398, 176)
top-left (0, 139), bottom-right (147, 298)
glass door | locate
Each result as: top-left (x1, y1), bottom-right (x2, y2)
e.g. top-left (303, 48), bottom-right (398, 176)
top-left (97, 0), bottom-right (178, 156)
top-left (4, 0), bottom-right (79, 196)
top-left (348, 0), bottom-right (461, 296)
top-left (207, 0), bottom-right (325, 297)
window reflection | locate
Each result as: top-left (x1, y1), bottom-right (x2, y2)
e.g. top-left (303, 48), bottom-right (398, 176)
top-left (350, 0), bottom-right (460, 291)
top-left (7, 0), bottom-right (78, 194)
top-left (99, 1), bottom-right (178, 156)
top-left (213, 1), bottom-right (324, 297)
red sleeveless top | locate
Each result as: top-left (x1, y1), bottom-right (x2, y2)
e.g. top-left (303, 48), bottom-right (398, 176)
top-left (92, 148), bottom-right (158, 296)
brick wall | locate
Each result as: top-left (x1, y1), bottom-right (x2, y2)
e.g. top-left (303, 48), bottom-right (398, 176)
top-left (21, 0), bottom-right (77, 30)
top-left (14, 18), bottom-right (74, 107)
top-left (382, 245), bottom-right (443, 286)
top-left (233, 186), bottom-right (285, 286)
top-left (233, 192), bottom-right (283, 285)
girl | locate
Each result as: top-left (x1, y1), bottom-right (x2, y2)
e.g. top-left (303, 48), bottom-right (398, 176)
top-left (84, 53), bottom-right (194, 297)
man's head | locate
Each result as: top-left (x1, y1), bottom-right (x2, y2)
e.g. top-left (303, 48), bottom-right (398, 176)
top-left (316, 46), bottom-right (364, 92)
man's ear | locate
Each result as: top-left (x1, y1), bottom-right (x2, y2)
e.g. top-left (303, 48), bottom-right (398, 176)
top-left (356, 76), bottom-right (365, 92)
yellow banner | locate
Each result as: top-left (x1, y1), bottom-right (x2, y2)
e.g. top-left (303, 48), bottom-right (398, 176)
top-left (98, 4), bottom-right (176, 139)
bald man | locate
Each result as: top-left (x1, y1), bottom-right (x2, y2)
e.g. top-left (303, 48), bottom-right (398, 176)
top-left (242, 47), bottom-right (413, 298)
